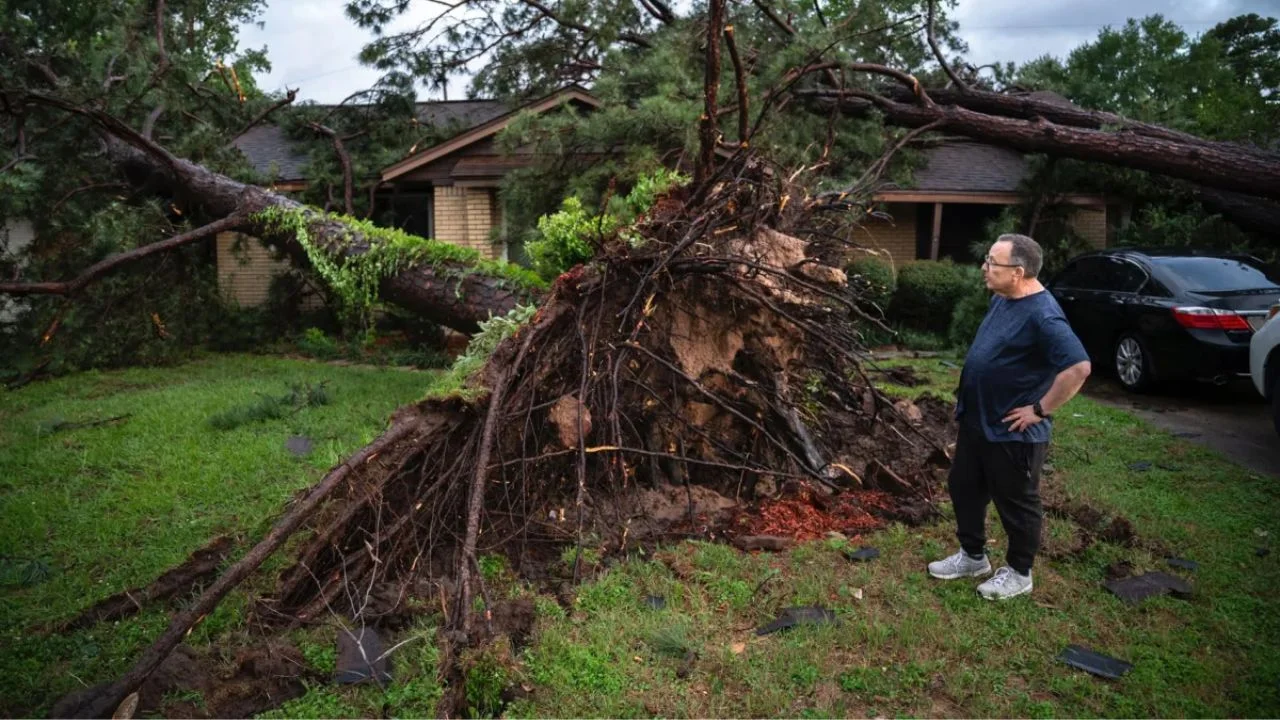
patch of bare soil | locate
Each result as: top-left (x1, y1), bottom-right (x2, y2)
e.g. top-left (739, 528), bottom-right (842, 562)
top-left (51, 641), bottom-right (312, 720)
top-left (56, 536), bottom-right (234, 632)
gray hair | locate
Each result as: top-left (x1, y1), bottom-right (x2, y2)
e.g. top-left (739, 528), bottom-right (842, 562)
top-left (996, 233), bottom-right (1044, 279)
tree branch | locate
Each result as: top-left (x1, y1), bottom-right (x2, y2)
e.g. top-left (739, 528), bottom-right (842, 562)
top-left (0, 214), bottom-right (246, 297)
top-left (724, 24), bottom-right (749, 145)
top-left (141, 104), bottom-right (165, 140)
top-left (228, 88), bottom-right (298, 143)
top-left (154, 0), bottom-right (169, 75)
top-left (845, 63), bottom-right (933, 106)
top-left (926, 0), bottom-right (966, 91)
top-left (0, 154), bottom-right (35, 174)
top-left (696, 0), bottom-right (726, 186)
top-left (517, 0), bottom-right (652, 48)
top-left (22, 91), bottom-right (181, 174)
top-left (752, 0), bottom-right (796, 36)
top-left (309, 123), bottom-right (355, 216)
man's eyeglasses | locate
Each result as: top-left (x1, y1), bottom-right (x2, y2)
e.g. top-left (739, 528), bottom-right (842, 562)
top-left (983, 256), bottom-right (1022, 269)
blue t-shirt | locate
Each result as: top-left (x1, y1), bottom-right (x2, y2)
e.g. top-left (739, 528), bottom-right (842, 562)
top-left (956, 291), bottom-right (1088, 443)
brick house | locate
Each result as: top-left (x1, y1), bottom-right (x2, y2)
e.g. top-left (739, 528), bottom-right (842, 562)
top-left (857, 140), bottom-right (1115, 269)
top-left (218, 85), bottom-right (600, 306)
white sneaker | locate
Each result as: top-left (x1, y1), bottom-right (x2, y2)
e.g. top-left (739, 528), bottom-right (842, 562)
top-left (928, 550), bottom-right (992, 580)
top-left (977, 566), bottom-right (1033, 600)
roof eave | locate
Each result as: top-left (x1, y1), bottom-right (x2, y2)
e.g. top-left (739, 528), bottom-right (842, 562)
top-left (379, 86), bottom-right (600, 182)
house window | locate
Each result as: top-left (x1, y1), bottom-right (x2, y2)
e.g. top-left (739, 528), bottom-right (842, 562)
top-left (372, 183), bottom-right (434, 239)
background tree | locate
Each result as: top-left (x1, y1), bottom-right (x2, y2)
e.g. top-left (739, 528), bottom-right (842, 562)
top-left (0, 0), bottom-right (288, 376)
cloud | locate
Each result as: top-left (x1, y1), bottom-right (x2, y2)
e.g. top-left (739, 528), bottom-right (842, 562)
top-left (238, 0), bottom-right (468, 103)
top-left (238, 0), bottom-right (1280, 102)
top-left (953, 0), bottom-right (1280, 67)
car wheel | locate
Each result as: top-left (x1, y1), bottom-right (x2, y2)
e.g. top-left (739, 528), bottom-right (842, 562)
top-left (1114, 333), bottom-right (1153, 392)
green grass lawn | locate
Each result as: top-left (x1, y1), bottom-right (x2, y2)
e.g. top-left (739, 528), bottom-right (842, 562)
top-left (0, 354), bottom-right (442, 716)
top-left (4, 355), bottom-right (1279, 718)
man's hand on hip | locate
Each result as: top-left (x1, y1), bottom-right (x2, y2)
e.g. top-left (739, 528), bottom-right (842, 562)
top-left (1003, 406), bottom-right (1043, 433)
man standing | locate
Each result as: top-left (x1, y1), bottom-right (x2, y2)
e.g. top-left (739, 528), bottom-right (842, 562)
top-left (927, 234), bottom-right (1091, 600)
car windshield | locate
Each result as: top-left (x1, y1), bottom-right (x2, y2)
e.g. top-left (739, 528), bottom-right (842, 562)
top-left (1152, 256), bottom-right (1280, 292)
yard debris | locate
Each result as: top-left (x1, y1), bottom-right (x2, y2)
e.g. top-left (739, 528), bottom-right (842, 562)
top-left (1127, 461), bottom-right (1153, 472)
top-left (1257, 547), bottom-right (1271, 558)
top-left (1104, 571), bottom-right (1193, 604)
top-left (754, 606), bottom-right (838, 636)
top-left (1057, 644), bottom-right (1134, 680)
top-left (1171, 431), bottom-right (1201, 439)
top-left (642, 595), bottom-right (666, 610)
top-left (843, 546), bottom-right (880, 562)
top-left (285, 435), bottom-right (314, 456)
top-left (939, 360), bottom-right (959, 369)
top-left (336, 627), bottom-right (392, 685)
top-left (1166, 557), bottom-right (1199, 572)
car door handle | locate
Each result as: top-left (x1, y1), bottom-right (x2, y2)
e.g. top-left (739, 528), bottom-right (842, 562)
top-left (1061, 294), bottom-right (1076, 302)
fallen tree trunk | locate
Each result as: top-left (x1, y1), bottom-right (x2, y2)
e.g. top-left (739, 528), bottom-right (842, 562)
top-left (802, 89), bottom-right (1280, 203)
top-left (9, 93), bottom-right (536, 333)
top-left (103, 138), bottom-right (536, 333)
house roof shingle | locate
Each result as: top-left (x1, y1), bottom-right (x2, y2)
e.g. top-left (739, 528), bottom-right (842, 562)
top-left (232, 99), bottom-right (510, 182)
top-left (910, 142), bottom-right (1031, 193)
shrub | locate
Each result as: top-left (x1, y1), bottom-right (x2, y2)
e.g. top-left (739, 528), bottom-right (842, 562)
top-left (890, 260), bottom-right (981, 333)
top-left (845, 256), bottom-right (896, 316)
top-left (949, 286), bottom-right (991, 350)
top-left (296, 327), bottom-right (340, 359)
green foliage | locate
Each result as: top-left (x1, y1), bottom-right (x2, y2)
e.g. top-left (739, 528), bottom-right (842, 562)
top-left (528, 197), bottom-right (618, 280)
top-left (207, 381), bottom-right (331, 430)
top-left (1115, 205), bottom-right (1263, 259)
top-left (525, 168), bottom-right (687, 280)
top-left (645, 622), bottom-right (693, 658)
top-left (297, 328), bottom-right (341, 360)
top-left (438, 304), bottom-right (539, 391)
top-left (845, 256), bottom-right (897, 315)
top-left (255, 207), bottom-right (544, 335)
top-left (0, 0), bottom-right (287, 374)
top-left (949, 288), bottom-right (991, 351)
top-left (889, 260), bottom-right (980, 334)
top-left (465, 644), bottom-right (513, 718)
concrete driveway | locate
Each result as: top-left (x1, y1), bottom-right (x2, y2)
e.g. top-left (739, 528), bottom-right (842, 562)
top-left (1084, 377), bottom-right (1279, 478)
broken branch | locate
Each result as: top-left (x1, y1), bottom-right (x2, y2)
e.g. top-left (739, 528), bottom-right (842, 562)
top-left (0, 214), bottom-right (246, 297)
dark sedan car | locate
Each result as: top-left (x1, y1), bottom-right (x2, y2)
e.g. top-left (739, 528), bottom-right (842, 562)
top-left (1046, 248), bottom-right (1280, 391)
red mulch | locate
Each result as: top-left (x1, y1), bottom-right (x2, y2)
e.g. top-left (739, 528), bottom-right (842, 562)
top-left (731, 483), bottom-right (896, 541)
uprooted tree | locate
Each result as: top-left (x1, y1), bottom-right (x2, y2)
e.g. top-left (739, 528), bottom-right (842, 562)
top-left (9, 0), bottom-right (1280, 717)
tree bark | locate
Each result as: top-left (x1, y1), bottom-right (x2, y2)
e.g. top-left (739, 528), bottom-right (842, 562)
top-left (104, 137), bottom-right (534, 332)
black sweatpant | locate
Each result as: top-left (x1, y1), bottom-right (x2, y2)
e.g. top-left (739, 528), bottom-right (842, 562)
top-left (948, 420), bottom-right (1048, 575)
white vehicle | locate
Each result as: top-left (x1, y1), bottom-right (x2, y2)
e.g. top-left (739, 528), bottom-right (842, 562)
top-left (1249, 303), bottom-right (1280, 435)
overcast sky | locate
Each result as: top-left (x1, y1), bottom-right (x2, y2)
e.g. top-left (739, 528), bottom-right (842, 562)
top-left (238, 0), bottom-right (1280, 104)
